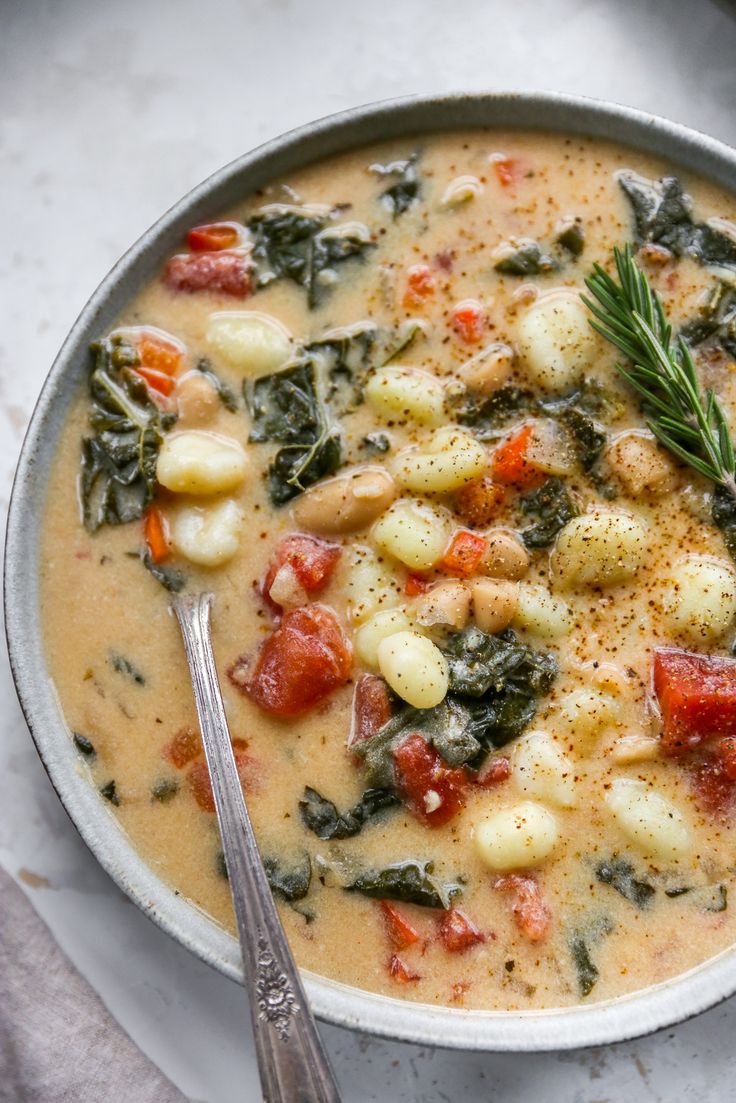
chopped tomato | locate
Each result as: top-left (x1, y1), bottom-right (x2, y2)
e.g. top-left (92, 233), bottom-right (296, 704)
top-left (136, 331), bottom-right (184, 375)
top-left (188, 750), bottom-right (258, 813)
top-left (494, 874), bottom-right (551, 943)
top-left (164, 727), bottom-right (201, 768)
top-left (387, 954), bottom-right (420, 983)
top-left (349, 674), bottom-right (392, 748)
top-left (492, 155), bottom-right (524, 187)
top-left (690, 753), bottom-right (736, 819)
top-left (261, 533), bottom-right (341, 610)
top-left (237, 604), bottom-right (352, 717)
top-left (438, 909), bottom-right (485, 953)
top-left (653, 648), bottom-right (736, 755)
top-left (393, 732), bottom-right (467, 827)
top-left (404, 572), bottom-right (432, 596)
top-left (474, 755), bottom-right (511, 788)
top-left (164, 251), bottom-right (253, 297)
top-left (379, 901), bottom-right (421, 950)
top-left (143, 507), bottom-right (170, 564)
top-left (187, 221), bottom-right (243, 252)
top-left (454, 477), bottom-right (506, 529)
top-left (133, 366), bottom-right (176, 396)
top-left (403, 264), bottom-right (436, 307)
top-left (451, 301), bottom-right (485, 344)
top-left (492, 424), bottom-right (546, 489)
top-left (440, 530), bottom-right (487, 578)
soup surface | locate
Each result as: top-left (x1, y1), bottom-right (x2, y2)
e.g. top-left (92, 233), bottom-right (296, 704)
top-left (40, 130), bottom-right (736, 1011)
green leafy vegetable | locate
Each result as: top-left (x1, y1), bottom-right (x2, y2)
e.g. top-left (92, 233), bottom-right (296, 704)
top-left (109, 651), bottom-right (146, 686)
top-left (712, 485), bottom-right (736, 561)
top-left (665, 883), bottom-right (727, 912)
top-left (247, 205), bottom-right (374, 308)
top-left (557, 407), bottom-right (606, 472)
top-left (680, 281), bottom-right (736, 359)
top-left (596, 857), bottom-right (656, 909)
top-left (370, 155), bottom-right (420, 217)
top-left (196, 357), bottom-right (239, 412)
top-left (556, 218), bottom-right (586, 257)
top-left (142, 552), bottom-right (186, 593)
top-left (152, 778), bottom-right (179, 803)
top-left (569, 932), bottom-right (599, 997)
top-left (456, 385), bottom-right (535, 440)
top-left (346, 860), bottom-right (460, 909)
top-left (306, 322), bottom-right (376, 414)
top-left (100, 780), bottom-right (119, 806)
top-left (361, 431), bottom-right (391, 454)
top-left (80, 337), bottom-right (175, 533)
top-left (381, 320), bottom-right (426, 365)
top-left (73, 733), bottom-right (96, 758)
top-left (299, 786), bottom-right (398, 839)
top-left (263, 853), bottom-right (312, 902)
top-left (494, 239), bottom-right (558, 276)
top-left (519, 478), bottom-right (579, 549)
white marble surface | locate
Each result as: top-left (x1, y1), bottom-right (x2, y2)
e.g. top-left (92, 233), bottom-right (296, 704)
top-left (3, 0), bottom-right (736, 1099)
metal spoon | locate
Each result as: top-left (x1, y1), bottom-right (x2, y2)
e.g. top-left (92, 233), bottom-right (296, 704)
top-left (172, 592), bottom-right (341, 1103)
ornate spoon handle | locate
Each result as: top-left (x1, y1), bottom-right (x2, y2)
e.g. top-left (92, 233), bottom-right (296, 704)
top-left (172, 593), bottom-right (341, 1103)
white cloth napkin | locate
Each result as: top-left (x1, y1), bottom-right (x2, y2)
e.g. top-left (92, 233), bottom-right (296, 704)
top-left (0, 865), bottom-right (187, 1102)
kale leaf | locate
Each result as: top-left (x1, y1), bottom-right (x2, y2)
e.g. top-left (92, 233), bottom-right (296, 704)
top-left (557, 407), bottom-right (606, 472)
top-left (370, 155), bottom-right (420, 217)
top-left (80, 337), bottom-right (175, 533)
top-left (299, 786), bottom-right (399, 840)
top-left (712, 483), bottom-right (736, 564)
top-left (569, 932), bottom-right (599, 997)
top-left (73, 733), bottom-right (96, 758)
top-left (247, 205), bottom-right (374, 308)
top-left (142, 551), bottom-right (187, 593)
top-left (100, 780), bottom-right (119, 806)
top-left (556, 218), bottom-right (586, 257)
top-left (263, 853), bottom-right (312, 902)
top-left (110, 651), bottom-right (146, 686)
top-left (196, 357), bottom-right (239, 412)
top-left (306, 322), bottom-right (376, 415)
top-left (245, 359), bottom-right (342, 505)
top-left (494, 239), bottom-right (558, 276)
top-left (596, 857), bottom-right (656, 910)
top-left (681, 281), bottom-right (736, 360)
top-left (345, 860), bottom-right (461, 909)
top-left (519, 477), bottom-right (579, 548)
top-left (456, 385), bottom-right (536, 440)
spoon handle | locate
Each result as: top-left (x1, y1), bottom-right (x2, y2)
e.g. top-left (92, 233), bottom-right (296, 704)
top-left (172, 593), bottom-right (341, 1103)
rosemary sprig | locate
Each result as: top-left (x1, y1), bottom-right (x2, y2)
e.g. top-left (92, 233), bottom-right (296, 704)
top-left (582, 245), bottom-right (736, 501)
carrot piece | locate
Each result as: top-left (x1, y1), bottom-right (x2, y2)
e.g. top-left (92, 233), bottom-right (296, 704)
top-left (492, 155), bottom-right (524, 187)
top-left (187, 221), bottom-right (242, 252)
top-left (404, 573), bottom-right (432, 596)
top-left (379, 901), bottom-right (421, 950)
top-left (454, 477), bottom-right (506, 528)
top-left (132, 366), bottom-right (175, 396)
top-left (492, 424), bottom-right (546, 488)
top-left (137, 333), bottom-right (183, 375)
top-left (144, 507), bottom-right (170, 564)
top-left (403, 264), bottom-right (436, 307)
top-left (451, 301), bottom-right (485, 344)
top-left (440, 530), bottom-right (487, 578)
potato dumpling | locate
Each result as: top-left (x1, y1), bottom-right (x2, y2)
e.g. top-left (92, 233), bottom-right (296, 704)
top-left (662, 555), bottom-right (736, 643)
top-left (513, 584), bottom-right (572, 639)
top-left (607, 431), bottom-right (678, 498)
top-left (157, 431), bottom-right (248, 495)
top-left (344, 545), bottom-right (400, 624)
top-left (364, 366), bottom-right (446, 426)
top-left (170, 498), bottom-right (245, 566)
top-left (552, 510), bottom-right (648, 587)
top-left (206, 311), bottom-right (292, 375)
top-left (355, 608), bottom-right (413, 667)
top-left (377, 631), bottom-right (449, 708)
top-left (554, 687), bottom-right (620, 746)
top-left (512, 731), bottom-right (576, 808)
top-left (372, 498), bottom-right (452, 571)
top-left (516, 290), bottom-right (597, 391)
top-left (474, 801), bottom-right (558, 871)
top-left (605, 778), bottom-right (691, 862)
top-left (392, 427), bottom-right (487, 494)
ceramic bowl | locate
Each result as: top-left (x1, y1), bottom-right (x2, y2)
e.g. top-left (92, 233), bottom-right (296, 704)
top-left (6, 91), bottom-right (736, 1051)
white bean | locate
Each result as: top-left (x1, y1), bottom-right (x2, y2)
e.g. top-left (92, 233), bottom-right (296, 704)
top-left (512, 730), bottom-right (576, 808)
top-left (206, 311), bottom-right (292, 375)
top-left (292, 468), bottom-right (396, 534)
top-left (605, 778), bottom-right (691, 862)
top-left (607, 431), bottom-right (678, 498)
top-left (414, 580), bottom-right (471, 629)
top-left (552, 510), bottom-right (648, 587)
top-left (516, 290), bottom-right (597, 391)
top-left (513, 584), bottom-right (572, 639)
top-left (474, 801), bottom-right (558, 871)
top-left (372, 498), bottom-right (452, 570)
top-left (392, 427), bottom-right (487, 494)
top-left (171, 498), bottom-right (244, 566)
top-left (457, 343), bottom-right (514, 395)
top-left (364, 366), bottom-right (446, 426)
top-left (663, 555), bottom-right (736, 643)
top-left (377, 631), bottom-right (449, 708)
top-left (355, 608), bottom-right (413, 668)
top-left (482, 529), bottom-right (530, 580)
top-left (157, 431), bottom-right (248, 495)
top-left (470, 578), bottom-right (518, 633)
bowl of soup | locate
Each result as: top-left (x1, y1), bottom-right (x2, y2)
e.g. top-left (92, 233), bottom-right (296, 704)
top-left (8, 91), bottom-right (736, 1051)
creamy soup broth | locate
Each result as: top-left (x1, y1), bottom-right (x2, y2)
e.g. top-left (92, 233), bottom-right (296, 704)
top-left (40, 130), bottom-right (736, 1010)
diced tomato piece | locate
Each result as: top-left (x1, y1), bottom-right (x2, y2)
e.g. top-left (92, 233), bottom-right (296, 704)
top-left (187, 221), bottom-right (243, 252)
top-left (690, 753), bottom-right (736, 819)
top-left (451, 300), bottom-right (485, 345)
top-left (236, 604), bottom-right (352, 717)
top-left (474, 755), bottom-right (511, 788)
top-left (143, 507), bottom-right (170, 564)
top-left (494, 874), bottom-right (551, 943)
top-left (717, 735), bottom-right (736, 781)
top-left (349, 674), bottom-right (392, 748)
top-left (403, 264), bottom-right (436, 307)
top-left (454, 477), bottom-right (506, 529)
top-left (393, 732), bottom-right (467, 827)
top-left (440, 530), bottom-right (487, 578)
top-left (404, 573), bottom-right (432, 597)
top-left (492, 424), bottom-right (546, 489)
top-left (379, 901), bottom-right (421, 950)
top-left (492, 155), bottom-right (524, 188)
top-left (261, 534), bottom-right (341, 610)
top-left (654, 648), bottom-right (736, 755)
top-left (164, 251), bottom-right (253, 297)
top-left (164, 727), bottom-right (201, 768)
top-left (438, 909), bottom-right (485, 953)
top-left (133, 366), bottom-right (176, 396)
top-left (387, 954), bottom-right (420, 983)
top-left (136, 331), bottom-right (184, 375)
top-left (188, 751), bottom-right (258, 813)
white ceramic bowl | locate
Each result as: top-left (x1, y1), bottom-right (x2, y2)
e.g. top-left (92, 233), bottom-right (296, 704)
top-left (6, 91), bottom-right (736, 1051)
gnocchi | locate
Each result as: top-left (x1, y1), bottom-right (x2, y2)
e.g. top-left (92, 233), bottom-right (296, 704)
top-left (377, 631), bottom-right (449, 708)
top-left (552, 510), bottom-right (648, 587)
top-left (206, 311), bottom-right (292, 375)
top-left (170, 498), bottom-right (245, 566)
top-left (391, 427), bottom-right (487, 494)
top-left (364, 366), bottom-right (446, 426)
top-left (344, 545), bottom-right (400, 623)
top-left (662, 555), bottom-right (736, 643)
top-left (516, 290), bottom-right (597, 391)
top-left (354, 608), bottom-right (413, 667)
top-left (605, 778), bottom-right (691, 861)
top-left (513, 584), bottom-right (572, 639)
top-left (474, 801), bottom-right (558, 871)
top-left (512, 730), bottom-right (576, 808)
top-left (156, 431), bottom-right (248, 495)
top-left (372, 498), bottom-right (452, 570)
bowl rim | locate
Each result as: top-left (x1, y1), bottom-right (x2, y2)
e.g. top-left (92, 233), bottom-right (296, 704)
top-left (6, 89), bottom-right (736, 1052)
